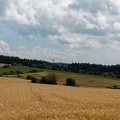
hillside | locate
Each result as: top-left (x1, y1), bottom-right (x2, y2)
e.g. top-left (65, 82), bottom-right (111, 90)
top-left (1, 55), bottom-right (120, 79)
top-left (0, 77), bottom-right (120, 120)
top-left (0, 63), bottom-right (120, 88)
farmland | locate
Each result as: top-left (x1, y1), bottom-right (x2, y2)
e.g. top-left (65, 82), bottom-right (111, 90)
top-left (0, 63), bottom-right (120, 119)
top-left (0, 77), bottom-right (120, 120)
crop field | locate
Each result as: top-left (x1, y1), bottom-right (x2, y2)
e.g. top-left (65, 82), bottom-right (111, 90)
top-left (0, 77), bottom-right (120, 120)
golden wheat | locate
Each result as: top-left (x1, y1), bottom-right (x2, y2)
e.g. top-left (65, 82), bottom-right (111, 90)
top-left (0, 77), bottom-right (120, 120)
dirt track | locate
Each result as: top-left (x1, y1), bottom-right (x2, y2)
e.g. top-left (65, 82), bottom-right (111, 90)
top-left (0, 77), bottom-right (120, 120)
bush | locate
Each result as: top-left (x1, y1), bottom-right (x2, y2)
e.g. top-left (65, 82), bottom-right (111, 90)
top-left (108, 85), bottom-right (120, 89)
top-left (40, 76), bottom-right (47, 84)
top-left (31, 76), bottom-right (39, 83)
top-left (40, 74), bottom-right (57, 85)
top-left (29, 69), bottom-right (38, 73)
top-left (2, 72), bottom-right (10, 75)
top-left (9, 71), bottom-right (16, 75)
top-left (47, 74), bottom-right (57, 84)
top-left (3, 64), bottom-right (10, 68)
top-left (17, 74), bottom-right (22, 77)
top-left (16, 70), bottom-right (23, 74)
top-left (26, 75), bottom-right (33, 80)
top-left (26, 75), bottom-right (39, 83)
top-left (66, 78), bottom-right (76, 86)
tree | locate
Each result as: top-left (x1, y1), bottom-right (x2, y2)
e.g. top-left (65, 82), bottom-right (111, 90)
top-left (40, 74), bottom-right (57, 84)
top-left (66, 78), bottom-right (76, 86)
top-left (47, 74), bottom-right (57, 84)
top-left (31, 76), bottom-right (38, 83)
top-left (26, 75), bottom-right (32, 80)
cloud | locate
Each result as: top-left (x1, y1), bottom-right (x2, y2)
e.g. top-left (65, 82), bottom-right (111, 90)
top-left (0, 0), bottom-right (9, 16)
top-left (1, 0), bottom-right (117, 39)
top-left (0, 40), bottom-right (73, 63)
top-left (1, 0), bottom-right (120, 64)
top-left (1, 40), bottom-right (120, 65)
top-left (0, 40), bottom-right (11, 55)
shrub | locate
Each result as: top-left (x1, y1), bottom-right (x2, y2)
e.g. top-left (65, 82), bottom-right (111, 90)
top-left (29, 69), bottom-right (38, 73)
top-left (17, 74), bottom-right (22, 77)
top-left (66, 78), bottom-right (76, 86)
top-left (9, 71), bottom-right (16, 75)
top-left (111, 85), bottom-right (120, 89)
top-left (40, 76), bottom-right (47, 84)
top-left (40, 74), bottom-right (57, 85)
top-left (2, 72), bottom-right (10, 75)
top-left (16, 70), bottom-right (23, 74)
top-left (26, 75), bottom-right (32, 80)
top-left (31, 76), bottom-right (38, 83)
top-left (47, 74), bottom-right (57, 84)
top-left (3, 64), bottom-right (10, 68)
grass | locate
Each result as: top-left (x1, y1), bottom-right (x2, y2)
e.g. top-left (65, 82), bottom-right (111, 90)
top-left (0, 77), bottom-right (120, 120)
top-left (0, 64), bottom-right (120, 88)
top-left (22, 69), bottom-right (120, 88)
top-left (0, 64), bottom-right (40, 75)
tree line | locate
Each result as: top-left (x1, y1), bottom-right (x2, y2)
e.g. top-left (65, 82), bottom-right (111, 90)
top-left (1, 55), bottom-right (120, 78)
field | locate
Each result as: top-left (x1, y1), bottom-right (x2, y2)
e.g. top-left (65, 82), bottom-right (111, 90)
top-left (0, 63), bottom-right (120, 119)
top-left (19, 70), bottom-right (120, 88)
top-left (0, 77), bottom-right (120, 120)
top-left (0, 64), bottom-right (40, 75)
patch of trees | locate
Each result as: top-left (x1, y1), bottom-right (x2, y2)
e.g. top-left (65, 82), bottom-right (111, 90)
top-left (68, 63), bottom-right (120, 79)
top-left (27, 74), bottom-right (77, 86)
top-left (0, 55), bottom-right (51, 69)
top-left (27, 74), bottom-right (57, 85)
top-left (40, 74), bottom-right (57, 84)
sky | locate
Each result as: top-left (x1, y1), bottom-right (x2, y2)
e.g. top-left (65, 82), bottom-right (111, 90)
top-left (0, 0), bottom-right (120, 65)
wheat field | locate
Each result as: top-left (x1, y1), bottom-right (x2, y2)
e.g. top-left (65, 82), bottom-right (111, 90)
top-left (0, 77), bottom-right (120, 120)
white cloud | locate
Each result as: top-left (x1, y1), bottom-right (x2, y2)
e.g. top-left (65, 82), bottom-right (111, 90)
top-left (17, 46), bottom-right (26, 50)
top-left (1, 40), bottom-right (120, 65)
top-left (0, 40), bottom-right (72, 63)
top-left (1, 0), bottom-right (120, 64)
top-left (0, 40), bottom-right (11, 55)
top-left (97, 12), bottom-right (109, 29)
top-left (5, 2), bottom-right (38, 25)
top-left (107, 41), bottom-right (120, 50)
top-left (113, 22), bottom-right (120, 30)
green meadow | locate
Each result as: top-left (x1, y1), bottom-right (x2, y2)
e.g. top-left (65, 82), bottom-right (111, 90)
top-left (0, 63), bottom-right (120, 88)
